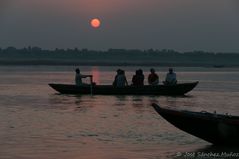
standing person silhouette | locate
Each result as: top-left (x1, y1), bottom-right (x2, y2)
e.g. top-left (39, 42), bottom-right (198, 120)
top-left (75, 68), bottom-right (92, 86)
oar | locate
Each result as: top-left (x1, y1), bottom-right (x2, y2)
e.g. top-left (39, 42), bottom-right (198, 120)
top-left (90, 76), bottom-right (93, 95)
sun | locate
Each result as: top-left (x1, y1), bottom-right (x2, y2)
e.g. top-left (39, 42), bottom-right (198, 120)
top-left (90, 18), bottom-right (101, 28)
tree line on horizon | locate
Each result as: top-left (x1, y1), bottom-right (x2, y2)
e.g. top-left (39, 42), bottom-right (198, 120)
top-left (0, 46), bottom-right (238, 55)
top-left (0, 46), bottom-right (239, 66)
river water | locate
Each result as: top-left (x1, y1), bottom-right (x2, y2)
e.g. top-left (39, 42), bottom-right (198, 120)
top-left (0, 66), bottom-right (239, 159)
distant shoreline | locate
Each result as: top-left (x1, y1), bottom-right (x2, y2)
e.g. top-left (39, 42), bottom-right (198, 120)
top-left (1, 48), bottom-right (239, 67)
top-left (0, 60), bottom-right (238, 68)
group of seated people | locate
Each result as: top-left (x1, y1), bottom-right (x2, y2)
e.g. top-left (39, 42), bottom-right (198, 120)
top-left (74, 67), bottom-right (177, 87)
top-left (113, 68), bottom-right (177, 87)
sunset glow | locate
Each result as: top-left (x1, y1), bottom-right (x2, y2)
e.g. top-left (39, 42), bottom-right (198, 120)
top-left (90, 18), bottom-right (101, 28)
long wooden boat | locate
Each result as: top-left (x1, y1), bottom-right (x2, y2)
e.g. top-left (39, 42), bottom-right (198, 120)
top-left (152, 103), bottom-right (239, 145)
top-left (49, 82), bottom-right (198, 95)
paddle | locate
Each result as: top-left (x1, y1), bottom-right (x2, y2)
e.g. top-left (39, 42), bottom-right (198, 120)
top-left (90, 75), bottom-right (93, 95)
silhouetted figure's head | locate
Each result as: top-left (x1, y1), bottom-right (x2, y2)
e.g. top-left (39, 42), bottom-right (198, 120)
top-left (138, 69), bottom-right (143, 75)
top-left (136, 70), bottom-right (140, 75)
top-left (75, 68), bottom-right (80, 74)
top-left (150, 68), bottom-right (155, 73)
top-left (169, 68), bottom-right (173, 73)
top-left (117, 69), bottom-right (122, 74)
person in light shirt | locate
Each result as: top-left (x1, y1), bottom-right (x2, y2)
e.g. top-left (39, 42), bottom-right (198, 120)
top-left (75, 68), bottom-right (92, 86)
top-left (164, 68), bottom-right (177, 85)
top-left (113, 69), bottom-right (128, 87)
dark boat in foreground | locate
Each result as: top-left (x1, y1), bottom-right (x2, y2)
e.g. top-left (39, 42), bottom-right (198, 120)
top-left (152, 103), bottom-right (239, 145)
top-left (49, 82), bottom-right (198, 95)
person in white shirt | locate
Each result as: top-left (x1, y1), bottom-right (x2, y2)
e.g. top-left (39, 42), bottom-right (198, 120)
top-left (113, 69), bottom-right (128, 87)
top-left (164, 68), bottom-right (177, 85)
top-left (75, 68), bottom-right (92, 86)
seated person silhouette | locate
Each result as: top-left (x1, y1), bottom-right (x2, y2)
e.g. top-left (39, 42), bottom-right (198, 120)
top-left (132, 69), bottom-right (144, 86)
top-left (163, 68), bottom-right (177, 85)
top-left (113, 69), bottom-right (128, 87)
top-left (148, 68), bottom-right (159, 85)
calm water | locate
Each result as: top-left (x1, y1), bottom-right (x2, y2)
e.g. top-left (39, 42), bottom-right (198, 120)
top-left (0, 66), bottom-right (239, 159)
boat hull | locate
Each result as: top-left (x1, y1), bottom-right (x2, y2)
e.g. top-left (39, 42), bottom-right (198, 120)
top-left (152, 104), bottom-right (239, 145)
top-left (49, 82), bottom-right (198, 95)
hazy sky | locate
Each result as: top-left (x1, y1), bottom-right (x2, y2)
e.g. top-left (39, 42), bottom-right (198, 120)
top-left (0, 0), bottom-right (239, 52)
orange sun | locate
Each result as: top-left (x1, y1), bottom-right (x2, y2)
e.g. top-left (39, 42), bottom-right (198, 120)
top-left (90, 18), bottom-right (101, 28)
